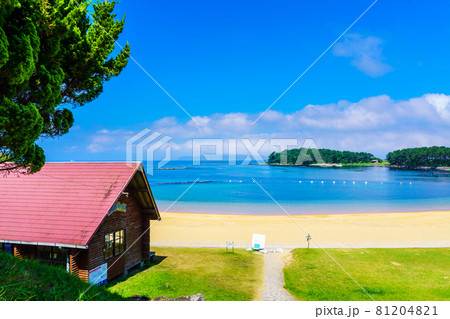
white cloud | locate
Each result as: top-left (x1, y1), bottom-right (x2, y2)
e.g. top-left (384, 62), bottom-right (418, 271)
top-left (86, 129), bottom-right (134, 153)
top-left (333, 33), bottom-right (393, 77)
top-left (145, 93), bottom-right (450, 158)
top-left (425, 93), bottom-right (450, 122)
top-left (75, 94), bottom-right (450, 159)
top-left (151, 112), bottom-right (253, 138)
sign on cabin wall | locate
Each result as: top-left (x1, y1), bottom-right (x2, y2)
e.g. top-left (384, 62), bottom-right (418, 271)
top-left (89, 263), bottom-right (107, 285)
top-left (108, 201), bottom-right (127, 216)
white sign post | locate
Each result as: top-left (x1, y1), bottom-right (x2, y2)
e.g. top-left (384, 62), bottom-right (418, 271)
top-left (252, 233), bottom-right (266, 250)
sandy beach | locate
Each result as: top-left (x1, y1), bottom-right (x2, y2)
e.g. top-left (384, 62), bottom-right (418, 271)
top-left (151, 211), bottom-right (450, 249)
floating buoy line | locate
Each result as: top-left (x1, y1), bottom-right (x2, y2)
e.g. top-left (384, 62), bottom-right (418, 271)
top-left (221, 179), bottom-right (413, 185)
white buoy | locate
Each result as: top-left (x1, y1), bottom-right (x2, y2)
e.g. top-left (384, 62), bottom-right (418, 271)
top-left (365, 181), bottom-right (368, 184)
top-left (352, 181), bottom-right (355, 184)
top-left (311, 181), bottom-right (314, 184)
top-left (321, 181), bottom-right (324, 184)
top-left (239, 180), bottom-right (242, 183)
top-left (410, 182), bottom-right (412, 185)
top-left (343, 181), bottom-right (346, 184)
top-left (299, 181), bottom-right (302, 183)
top-left (333, 181), bottom-right (336, 184)
top-left (229, 180), bottom-right (231, 182)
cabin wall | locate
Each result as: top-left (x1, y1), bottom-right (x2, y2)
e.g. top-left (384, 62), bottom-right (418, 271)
top-left (124, 189), bottom-right (149, 269)
top-left (13, 245), bottom-right (36, 260)
top-left (141, 214), bottom-right (151, 260)
top-left (10, 244), bottom-right (88, 281)
top-left (70, 249), bottom-right (89, 282)
top-left (87, 188), bottom-right (150, 281)
top-left (88, 197), bottom-right (126, 281)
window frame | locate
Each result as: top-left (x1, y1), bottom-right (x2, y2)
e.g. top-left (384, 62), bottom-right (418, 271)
top-left (114, 230), bottom-right (125, 256)
top-left (104, 233), bottom-right (114, 260)
top-left (36, 246), bottom-right (68, 267)
top-left (104, 229), bottom-right (126, 260)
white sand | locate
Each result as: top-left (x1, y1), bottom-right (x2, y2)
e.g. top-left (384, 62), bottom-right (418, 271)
top-left (150, 211), bottom-right (450, 249)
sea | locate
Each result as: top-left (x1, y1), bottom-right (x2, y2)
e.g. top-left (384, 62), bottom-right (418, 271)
top-left (145, 160), bottom-right (450, 215)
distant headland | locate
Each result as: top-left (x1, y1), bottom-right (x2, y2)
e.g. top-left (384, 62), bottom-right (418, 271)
top-left (267, 146), bottom-right (450, 171)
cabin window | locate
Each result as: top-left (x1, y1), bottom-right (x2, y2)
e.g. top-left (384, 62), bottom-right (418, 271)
top-left (37, 246), bottom-right (52, 262)
top-left (36, 246), bottom-right (68, 267)
top-left (104, 230), bottom-right (125, 259)
top-left (104, 233), bottom-right (114, 259)
top-left (114, 230), bottom-right (125, 255)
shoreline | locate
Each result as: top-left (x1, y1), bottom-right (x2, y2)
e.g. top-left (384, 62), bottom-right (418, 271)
top-left (151, 210), bottom-right (450, 249)
top-left (265, 163), bottom-right (449, 171)
top-left (155, 199), bottom-right (450, 216)
top-left (153, 206), bottom-right (450, 216)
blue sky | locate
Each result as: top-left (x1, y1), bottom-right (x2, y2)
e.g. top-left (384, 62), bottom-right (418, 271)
top-left (41, 0), bottom-right (450, 161)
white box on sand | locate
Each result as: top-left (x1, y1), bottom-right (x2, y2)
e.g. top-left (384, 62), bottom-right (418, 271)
top-left (252, 233), bottom-right (266, 250)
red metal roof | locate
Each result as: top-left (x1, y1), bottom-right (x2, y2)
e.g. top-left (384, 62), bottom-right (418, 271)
top-left (0, 162), bottom-right (142, 247)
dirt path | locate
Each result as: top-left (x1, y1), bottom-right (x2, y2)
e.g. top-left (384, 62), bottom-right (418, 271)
top-left (260, 251), bottom-right (296, 301)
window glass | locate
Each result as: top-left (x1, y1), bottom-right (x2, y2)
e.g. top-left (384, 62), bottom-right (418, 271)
top-left (54, 248), bottom-right (68, 265)
top-left (36, 246), bottom-right (68, 267)
top-left (105, 229), bottom-right (125, 259)
top-left (114, 230), bottom-right (125, 255)
top-left (37, 246), bottom-right (51, 261)
top-left (104, 233), bottom-right (114, 259)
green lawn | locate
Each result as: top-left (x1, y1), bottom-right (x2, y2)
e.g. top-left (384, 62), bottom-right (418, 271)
top-left (0, 252), bottom-right (124, 301)
top-left (283, 248), bottom-right (450, 301)
top-left (107, 247), bottom-right (264, 301)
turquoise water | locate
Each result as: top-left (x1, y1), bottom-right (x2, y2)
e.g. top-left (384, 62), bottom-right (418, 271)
top-left (147, 161), bottom-right (450, 215)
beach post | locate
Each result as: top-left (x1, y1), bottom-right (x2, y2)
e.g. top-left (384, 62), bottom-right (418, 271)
top-left (226, 241), bottom-right (234, 253)
top-left (306, 233), bottom-right (311, 248)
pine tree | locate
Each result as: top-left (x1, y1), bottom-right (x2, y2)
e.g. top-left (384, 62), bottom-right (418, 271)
top-left (0, 0), bottom-right (130, 173)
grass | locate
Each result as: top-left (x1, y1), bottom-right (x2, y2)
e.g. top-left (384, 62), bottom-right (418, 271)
top-left (283, 248), bottom-right (450, 301)
top-left (0, 252), bottom-right (125, 301)
top-left (107, 247), bottom-right (264, 301)
top-left (8, 246), bottom-right (444, 301)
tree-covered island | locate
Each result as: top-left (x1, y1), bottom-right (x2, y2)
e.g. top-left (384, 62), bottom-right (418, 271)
top-left (267, 146), bottom-right (450, 170)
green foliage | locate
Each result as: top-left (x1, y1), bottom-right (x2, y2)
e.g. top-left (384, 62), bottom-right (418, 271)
top-left (268, 148), bottom-right (377, 165)
top-left (0, 0), bottom-right (130, 173)
top-left (283, 248), bottom-right (450, 301)
top-left (0, 252), bottom-right (125, 300)
top-left (108, 247), bottom-right (264, 301)
top-left (386, 146), bottom-right (450, 168)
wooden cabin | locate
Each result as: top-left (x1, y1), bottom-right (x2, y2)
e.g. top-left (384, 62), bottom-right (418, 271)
top-left (0, 162), bottom-right (160, 284)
